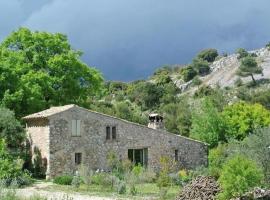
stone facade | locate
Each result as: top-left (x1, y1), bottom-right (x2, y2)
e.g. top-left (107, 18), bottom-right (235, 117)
top-left (23, 105), bottom-right (208, 179)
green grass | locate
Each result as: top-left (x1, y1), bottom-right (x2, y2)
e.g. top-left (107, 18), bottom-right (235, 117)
top-left (44, 182), bottom-right (180, 199)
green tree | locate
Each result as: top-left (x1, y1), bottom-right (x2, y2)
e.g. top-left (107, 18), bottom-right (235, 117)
top-left (160, 97), bottom-right (192, 136)
top-left (236, 48), bottom-right (249, 59)
top-left (127, 82), bottom-right (164, 111)
top-left (190, 98), bottom-right (226, 148)
top-left (238, 128), bottom-right (270, 184)
top-left (0, 139), bottom-right (23, 181)
top-left (237, 56), bottom-right (262, 84)
top-left (218, 155), bottom-right (263, 200)
top-left (0, 107), bottom-right (25, 148)
top-left (181, 66), bottom-right (197, 82)
top-left (0, 28), bottom-right (103, 117)
top-left (197, 48), bottom-right (218, 62)
top-left (222, 102), bottom-right (270, 140)
top-left (191, 58), bottom-right (210, 76)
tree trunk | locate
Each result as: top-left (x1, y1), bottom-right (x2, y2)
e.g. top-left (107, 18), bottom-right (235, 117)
top-left (251, 74), bottom-right (256, 85)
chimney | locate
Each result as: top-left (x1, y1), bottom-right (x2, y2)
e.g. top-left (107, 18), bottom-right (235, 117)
top-left (148, 113), bottom-right (164, 130)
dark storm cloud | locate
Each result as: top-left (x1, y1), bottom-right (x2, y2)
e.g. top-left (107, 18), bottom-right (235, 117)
top-left (1, 0), bottom-right (270, 80)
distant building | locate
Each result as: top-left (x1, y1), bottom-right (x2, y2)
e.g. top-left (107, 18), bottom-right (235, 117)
top-left (23, 104), bottom-right (208, 179)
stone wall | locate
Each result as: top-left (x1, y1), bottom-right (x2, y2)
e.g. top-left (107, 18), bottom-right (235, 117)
top-left (47, 106), bottom-right (208, 178)
top-left (25, 118), bottom-right (50, 177)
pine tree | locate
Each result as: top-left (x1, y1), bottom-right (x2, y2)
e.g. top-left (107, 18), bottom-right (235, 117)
top-left (237, 56), bottom-right (262, 84)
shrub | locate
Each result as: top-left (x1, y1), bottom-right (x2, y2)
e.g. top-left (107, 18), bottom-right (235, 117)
top-left (116, 180), bottom-right (126, 194)
top-left (237, 128), bottom-right (270, 184)
top-left (192, 76), bottom-right (202, 86)
top-left (131, 164), bottom-right (143, 177)
top-left (197, 48), bottom-right (218, 62)
top-left (0, 107), bottom-right (25, 149)
top-left (234, 77), bottom-right (243, 87)
top-left (91, 173), bottom-right (112, 187)
top-left (191, 58), bottom-right (210, 76)
top-left (265, 42), bottom-right (270, 50)
top-left (78, 165), bottom-right (93, 186)
top-left (194, 85), bottom-right (214, 98)
top-left (218, 155), bottom-right (264, 200)
top-left (138, 168), bottom-right (156, 183)
top-left (156, 157), bottom-right (173, 199)
top-left (236, 48), bottom-right (249, 59)
top-left (53, 175), bottom-right (73, 185)
top-left (181, 66), bottom-right (197, 82)
top-left (208, 144), bottom-right (229, 178)
top-left (0, 139), bottom-right (26, 187)
top-left (71, 175), bottom-right (81, 190)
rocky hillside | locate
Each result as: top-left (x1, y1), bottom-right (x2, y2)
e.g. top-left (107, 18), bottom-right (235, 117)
top-left (172, 48), bottom-right (270, 93)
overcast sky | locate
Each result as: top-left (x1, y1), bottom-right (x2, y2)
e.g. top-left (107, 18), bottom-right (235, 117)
top-left (1, 0), bottom-right (270, 81)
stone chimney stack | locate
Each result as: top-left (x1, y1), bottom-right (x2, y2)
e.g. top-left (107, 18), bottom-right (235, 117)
top-left (148, 113), bottom-right (164, 130)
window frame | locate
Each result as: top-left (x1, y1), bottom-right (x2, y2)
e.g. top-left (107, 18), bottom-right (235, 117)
top-left (75, 152), bottom-right (82, 165)
top-left (106, 126), bottom-right (111, 140)
top-left (112, 126), bottom-right (116, 139)
top-left (174, 149), bottom-right (179, 161)
top-left (72, 120), bottom-right (81, 137)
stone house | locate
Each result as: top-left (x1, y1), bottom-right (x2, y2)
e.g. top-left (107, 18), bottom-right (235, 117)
top-left (23, 104), bottom-right (208, 179)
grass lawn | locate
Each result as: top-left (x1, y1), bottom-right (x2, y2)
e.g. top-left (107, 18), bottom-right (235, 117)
top-left (44, 182), bottom-right (180, 199)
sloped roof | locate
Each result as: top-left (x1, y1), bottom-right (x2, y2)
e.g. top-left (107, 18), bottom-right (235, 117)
top-left (22, 104), bottom-right (208, 145)
top-left (22, 104), bottom-right (75, 119)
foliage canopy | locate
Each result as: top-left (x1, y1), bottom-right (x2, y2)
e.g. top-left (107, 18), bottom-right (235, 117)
top-left (0, 27), bottom-right (103, 116)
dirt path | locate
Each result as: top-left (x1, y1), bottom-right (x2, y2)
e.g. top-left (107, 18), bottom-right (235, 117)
top-left (15, 182), bottom-right (123, 200)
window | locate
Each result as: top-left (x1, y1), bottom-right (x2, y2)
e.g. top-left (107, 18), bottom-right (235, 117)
top-left (106, 126), bottom-right (117, 140)
top-left (106, 126), bottom-right (110, 140)
top-left (128, 148), bottom-right (148, 166)
top-left (175, 150), bottom-right (179, 161)
top-left (75, 153), bottom-right (82, 165)
top-left (112, 126), bottom-right (116, 139)
top-left (72, 120), bottom-right (81, 136)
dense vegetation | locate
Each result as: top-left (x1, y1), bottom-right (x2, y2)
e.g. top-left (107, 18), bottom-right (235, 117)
top-left (0, 28), bottom-right (270, 199)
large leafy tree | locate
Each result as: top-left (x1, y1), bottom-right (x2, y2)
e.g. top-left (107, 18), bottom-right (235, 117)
top-left (0, 28), bottom-right (103, 116)
top-left (190, 98), bottom-right (226, 148)
top-left (237, 56), bottom-right (262, 84)
top-left (222, 102), bottom-right (270, 140)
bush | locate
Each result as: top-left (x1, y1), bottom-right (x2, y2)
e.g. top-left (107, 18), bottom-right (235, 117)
top-left (181, 66), bottom-right (197, 82)
top-left (218, 155), bottom-right (264, 200)
top-left (116, 180), bottom-right (126, 194)
top-left (265, 42), bottom-right (270, 50)
top-left (197, 48), bottom-right (218, 62)
top-left (191, 58), bottom-right (210, 76)
top-left (192, 76), bottom-right (202, 86)
top-left (91, 173), bottom-right (112, 187)
top-left (53, 175), bottom-right (73, 185)
top-left (208, 144), bottom-right (229, 178)
top-left (234, 77), bottom-right (243, 87)
top-left (0, 107), bottom-right (25, 149)
top-left (0, 139), bottom-right (26, 187)
top-left (138, 168), bottom-right (156, 183)
top-left (236, 48), bottom-right (249, 59)
top-left (71, 175), bottom-right (81, 190)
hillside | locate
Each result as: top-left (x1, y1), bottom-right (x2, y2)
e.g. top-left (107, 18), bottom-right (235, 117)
top-left (171, 47), bottom-right (270, 94)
